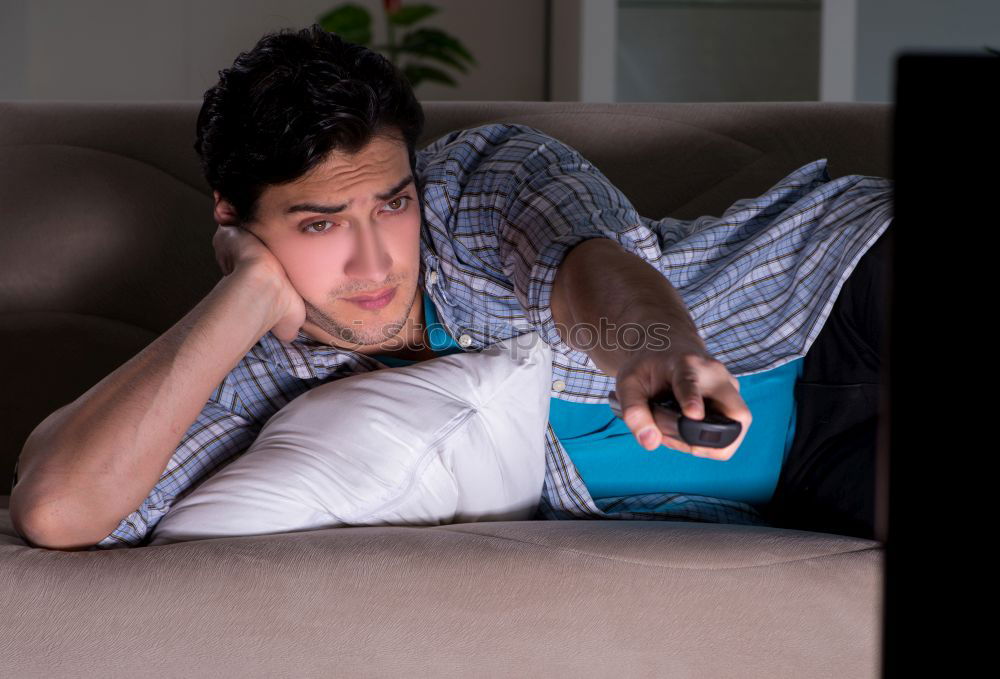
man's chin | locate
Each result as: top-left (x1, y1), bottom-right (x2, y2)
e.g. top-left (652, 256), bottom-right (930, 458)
top-left (299, 284), bottom-right (417, 348)
top-left (299, 319), bottom-right (404, 350)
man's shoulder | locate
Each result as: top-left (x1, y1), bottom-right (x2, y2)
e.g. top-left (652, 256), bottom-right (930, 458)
top-left (416, 122), bottom-right (569, 193)
top-left (418, 122), bottom-right (557, 163)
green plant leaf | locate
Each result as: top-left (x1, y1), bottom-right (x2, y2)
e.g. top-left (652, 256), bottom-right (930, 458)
top-left (397, 33), bottom-right (469, 73)
top-left (318, 4), bottom-right (372, 45)
top-left (397, 28), bottom-right (477, 67)
top-left (402, 63), bottom-right (459, 88)
top-left (388, 4), bottom-right (438, 26)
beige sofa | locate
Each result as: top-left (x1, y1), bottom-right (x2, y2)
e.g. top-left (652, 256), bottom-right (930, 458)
top-left (0, 100), bottom-right (887, 678)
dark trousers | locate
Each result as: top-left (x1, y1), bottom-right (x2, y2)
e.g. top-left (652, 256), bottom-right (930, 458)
top-left (760, 224), bottom-right (892, 540)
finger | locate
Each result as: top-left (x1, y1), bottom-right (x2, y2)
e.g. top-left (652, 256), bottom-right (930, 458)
top-left (671, 361), bottom-right (705, 420)
top-left (615, 376), bottom-right (661, 451)
top-left (649, 403), bottom-right (692, 454)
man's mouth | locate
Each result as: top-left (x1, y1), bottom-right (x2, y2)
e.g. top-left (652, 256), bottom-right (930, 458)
top-left (346, 286), bottom-right (396, 309)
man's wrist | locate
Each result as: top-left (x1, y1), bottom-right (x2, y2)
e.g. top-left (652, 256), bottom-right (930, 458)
top-left (557, 305), bottom-right (710, 377)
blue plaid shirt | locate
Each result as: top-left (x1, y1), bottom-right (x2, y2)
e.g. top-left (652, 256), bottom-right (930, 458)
top-left (12, 122), bottom-right (894, 548)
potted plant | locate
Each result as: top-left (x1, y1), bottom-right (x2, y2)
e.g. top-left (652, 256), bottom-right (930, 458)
top-left (318, 0), bottom-right (478, 89)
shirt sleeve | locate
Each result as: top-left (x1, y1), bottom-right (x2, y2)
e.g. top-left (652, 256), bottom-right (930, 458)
top-left (483, 124), bottom-right (665, 367)
top-left (88, 380), bottom-right (260, 550)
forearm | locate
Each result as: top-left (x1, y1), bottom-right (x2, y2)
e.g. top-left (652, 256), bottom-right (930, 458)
top-left (10, 268), bottom-right (283, 548)
top-left (551, 238), bottom-right (709, 377)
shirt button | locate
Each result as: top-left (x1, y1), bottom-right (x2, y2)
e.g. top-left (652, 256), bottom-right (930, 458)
top-left (552, 379), bottom-right (566, 392)
top-left (458, 333), bottom-right (472, 347)
top-left (429, 270), bottom-right (439, 284)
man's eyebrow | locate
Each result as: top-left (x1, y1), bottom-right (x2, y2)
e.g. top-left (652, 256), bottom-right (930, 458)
top-left (284, 174), bottom-right (415, 215)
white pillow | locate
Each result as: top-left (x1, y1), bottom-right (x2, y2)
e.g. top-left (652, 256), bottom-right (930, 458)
top-left (147, 331), bottom-right (553, 546)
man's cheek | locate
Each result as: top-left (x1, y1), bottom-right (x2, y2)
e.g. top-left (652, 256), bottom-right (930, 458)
top-left (278, 247), bottom-right (344, 298)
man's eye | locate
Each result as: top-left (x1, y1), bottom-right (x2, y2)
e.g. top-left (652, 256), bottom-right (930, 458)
top-left (300, 196), bottom-right (411, 235)
top-left (302, 220), bottom-right (336, 235)
top-left (385, 196), bottom-right (412, 212)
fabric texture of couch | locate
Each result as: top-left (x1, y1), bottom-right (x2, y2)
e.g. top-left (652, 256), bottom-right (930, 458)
top-left (0, 100), bottom-right (888, 678)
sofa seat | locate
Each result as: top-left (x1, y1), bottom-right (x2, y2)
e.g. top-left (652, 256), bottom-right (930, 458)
top-left (1, 495), bottom-right (881, 677)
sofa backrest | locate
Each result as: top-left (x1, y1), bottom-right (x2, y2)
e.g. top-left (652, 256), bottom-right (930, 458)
top-left (0, 100), bottom-right (891, 494)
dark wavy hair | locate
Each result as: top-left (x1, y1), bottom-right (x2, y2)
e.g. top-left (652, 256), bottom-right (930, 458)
top-left (194, 24), bottom-right (425, 225)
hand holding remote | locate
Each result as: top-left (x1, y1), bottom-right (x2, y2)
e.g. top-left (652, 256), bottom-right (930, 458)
top-left (607, 348), bottom-right (752, 460)
top-left (649, 391), bottom-right (742, 448)
top-left (608, 390), bottom-right (742, 450)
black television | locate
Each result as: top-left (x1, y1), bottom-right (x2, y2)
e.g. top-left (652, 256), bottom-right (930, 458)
top-left (884, 52), bottom-right (999, 676)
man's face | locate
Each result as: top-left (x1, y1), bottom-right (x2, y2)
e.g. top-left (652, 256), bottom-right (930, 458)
top-left (215, 134), bottom-right (422, 352)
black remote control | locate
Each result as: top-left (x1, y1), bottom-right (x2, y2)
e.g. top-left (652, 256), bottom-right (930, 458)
top-left (607, 389), bottom-right (742, 449)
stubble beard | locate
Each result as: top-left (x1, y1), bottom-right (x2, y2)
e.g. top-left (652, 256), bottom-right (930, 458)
top-left (304, 282), bottom-right (418, 351)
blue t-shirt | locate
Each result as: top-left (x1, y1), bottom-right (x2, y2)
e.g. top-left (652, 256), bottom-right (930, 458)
top-left (549, 358), bottom-right (803, 508)
top-left (375, 287), bottom-right (804, 507)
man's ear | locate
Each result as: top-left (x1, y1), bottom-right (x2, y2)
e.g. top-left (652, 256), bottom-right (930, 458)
top-left (213, 191), bottom-right (240, 227)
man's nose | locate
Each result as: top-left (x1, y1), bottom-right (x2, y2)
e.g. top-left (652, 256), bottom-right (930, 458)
top-left (344, 221), bottom-right (393, 283)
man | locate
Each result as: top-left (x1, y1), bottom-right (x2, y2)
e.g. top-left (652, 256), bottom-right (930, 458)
top-left (9, 25), bottom-right (893, 551)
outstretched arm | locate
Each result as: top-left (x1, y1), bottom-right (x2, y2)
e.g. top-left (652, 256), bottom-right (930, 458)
top-left (551, 237), bottom-right (751, 461)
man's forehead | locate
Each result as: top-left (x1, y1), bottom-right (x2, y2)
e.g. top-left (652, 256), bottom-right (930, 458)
top-left (296, 139), bottom-right (404, 180)
top-left (250, 135), bottom-right (411, 221)
top-left (279, 173), bottom-right (416, 217)
top-left (265, 164), bottom-right (408, 211)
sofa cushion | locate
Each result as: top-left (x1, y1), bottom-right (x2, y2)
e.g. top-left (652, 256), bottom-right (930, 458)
top-left (147, 332), bottom-right (553, 546)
